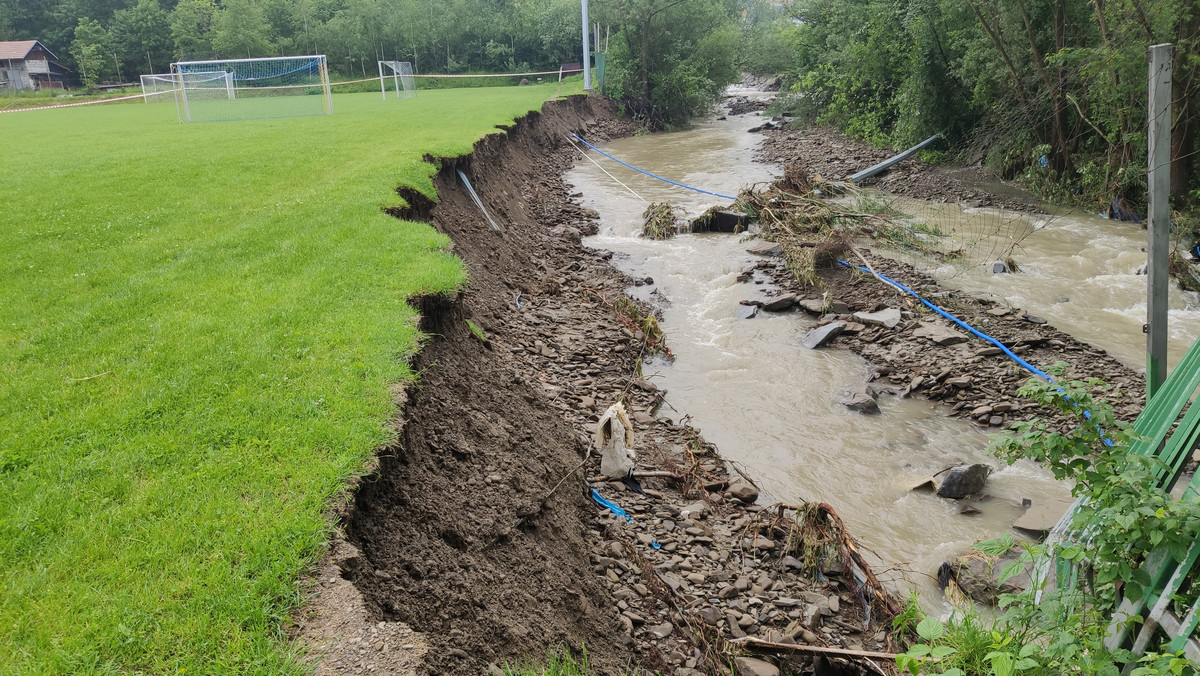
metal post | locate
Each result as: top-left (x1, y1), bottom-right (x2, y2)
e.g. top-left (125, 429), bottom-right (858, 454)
top-left (1147, 43), bottom-right (1174, 400)
top-left (581, 0), bottom-right (592, 91)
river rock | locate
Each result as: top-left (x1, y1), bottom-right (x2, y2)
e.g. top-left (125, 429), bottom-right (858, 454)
top-left (727, 483), bottom-right (760, 504)
top-left (648, 622), bottom-right (674, 639)
top-left (936, 464), bottom-right (991, 499)
top-left (853, 308), bottom-right (901, 329)
top-left (1021, 313), bottom-right (1047, 325)
top-left (737, 304), bottom-right (760, 320)
top-left (912, 322), bottom-right (967, 346)
top-left (802, 322), bottom-right (845, 349)
top-left (680, 501), bottom-right (708, 519)
top-left (762, 294), bottom-right (797, 312)
top-left (992, 261), bottom-right (1009, 274)
top-left (838, 383), bottom-right (880, 414)
top-left (696, 606), bottom-right (722, 625)
top-left (944, 547), bottom-right (1030, 606)
top-left (735, 657), bottom-right (780, 676)
top-left (798, 298), bottom-right (826, 314)
top-left (747, 240), bottom-right (783, 257)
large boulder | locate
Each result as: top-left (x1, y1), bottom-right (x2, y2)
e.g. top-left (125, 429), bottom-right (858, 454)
top-left (936, 464), bottom-right (991, 499)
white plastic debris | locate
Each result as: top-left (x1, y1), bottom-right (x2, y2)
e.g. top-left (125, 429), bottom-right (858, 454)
top-left (595, 402), bottom-right (637, 479)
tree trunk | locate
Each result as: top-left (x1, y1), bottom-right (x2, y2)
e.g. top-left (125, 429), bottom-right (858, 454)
top-left (1015, 0), bottom-right (1073, 173)
top-left (1171, 1), bottom-right (1200, 202)
top-left (640, 19), bottom-right (650, 99)
top-left (965, 0), bottom-right (1045, 145)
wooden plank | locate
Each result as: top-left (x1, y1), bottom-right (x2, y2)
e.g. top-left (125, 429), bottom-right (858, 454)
top-left (728, 636), bottom-right (903, 661)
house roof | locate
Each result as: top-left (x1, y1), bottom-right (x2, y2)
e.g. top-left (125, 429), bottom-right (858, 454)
top-left (0, 40), bottom-right (58, 62)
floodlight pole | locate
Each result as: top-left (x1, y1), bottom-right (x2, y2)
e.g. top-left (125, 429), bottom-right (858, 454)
top-left (581, 0), bottom-right (592, 91)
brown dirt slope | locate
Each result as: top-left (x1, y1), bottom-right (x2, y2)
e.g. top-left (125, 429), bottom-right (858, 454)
top-left (343, 96), bottom-right (635, 675)
top-left (303, 96), bottom-right (904, 676)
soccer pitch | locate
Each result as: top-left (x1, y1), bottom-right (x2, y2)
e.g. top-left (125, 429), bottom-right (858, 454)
top-left (0, 84), bottom-right (574, 673)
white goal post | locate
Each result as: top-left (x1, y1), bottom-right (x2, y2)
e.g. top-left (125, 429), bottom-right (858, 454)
top-left (140, 73), bottom-right (180, 103)
top-left (379, 61), bottom-right (416, 100)
top-left (170, 54), bottom-right (333, 123)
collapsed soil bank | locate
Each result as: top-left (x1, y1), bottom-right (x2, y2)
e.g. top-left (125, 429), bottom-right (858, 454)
top-left (297, 96), bottom-right (907, 676)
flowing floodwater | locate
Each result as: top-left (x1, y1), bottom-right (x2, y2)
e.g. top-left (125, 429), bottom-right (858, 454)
top-left (878, 197), bottom-right (1200, 370)
top-left (565, 105), bottom-right (1081, 609)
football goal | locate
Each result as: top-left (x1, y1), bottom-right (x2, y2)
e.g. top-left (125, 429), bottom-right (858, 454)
top-left (170, 55), bottom-right (333, 123)
top-left (378, 61), bottom-right (416, 100)
top-left (140, 73), bottom-right (179, 103)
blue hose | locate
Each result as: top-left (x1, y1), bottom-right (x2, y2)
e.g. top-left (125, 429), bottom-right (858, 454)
top-left (838, 259), bottom-right (1112, 445)
top-left (837, 260), bottom-right (1053, 382)
top-left (570, 132), bottom-right (738, 201)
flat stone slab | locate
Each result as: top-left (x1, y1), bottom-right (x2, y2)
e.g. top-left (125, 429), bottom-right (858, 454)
top-left (746, 240), bottom-right (783, 257)
top-left (761, 294), bottom-right (797, 312)
top-left (912, 322), bottom-right (968, 346)
top-left (801, 321), bottom-right (845, 349)
top-left (853, 308), bottom-right (901, 329)
top-left (797, 298), bottom-right (826, 314)
top-left (1013, 497), bottom-right (1075, 533)
top-left (735, 657), bottom-right (780, 676)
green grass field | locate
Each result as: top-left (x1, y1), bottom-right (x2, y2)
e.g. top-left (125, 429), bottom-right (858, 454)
top-left (0, 83), bottom-right (576, 673)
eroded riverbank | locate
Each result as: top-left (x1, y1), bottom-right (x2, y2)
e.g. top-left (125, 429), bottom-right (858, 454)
top-left (297, 96), bottom-right (904, 676)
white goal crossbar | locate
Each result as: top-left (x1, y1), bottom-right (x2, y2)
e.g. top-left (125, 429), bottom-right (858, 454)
top-left (378, 61), bottom-right (416, 100)
top-left (170, 54), bottom-right (333, 123)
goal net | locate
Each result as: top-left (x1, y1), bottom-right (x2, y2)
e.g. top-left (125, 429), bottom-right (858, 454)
top-left (170, 55), bottom-right (333, 123)
top-left (378, 61), bottom-right (416, 100)
top-left (140, 73), bottom-right (178, 103)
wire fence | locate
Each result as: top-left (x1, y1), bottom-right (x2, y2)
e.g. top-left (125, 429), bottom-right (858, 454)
top-left (0, 67), bottom-right (587, 115)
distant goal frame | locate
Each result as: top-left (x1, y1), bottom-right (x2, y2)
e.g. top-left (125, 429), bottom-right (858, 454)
top-left (170, 54), bottom-right (333, 123)
top-left (378, 61), bottom-right (416, 100)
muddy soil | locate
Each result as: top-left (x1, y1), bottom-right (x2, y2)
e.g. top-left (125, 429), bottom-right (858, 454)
top-left (297, 97), bottom-right (903, 676)
top-left (755, 125), bottom-right (1043, 213)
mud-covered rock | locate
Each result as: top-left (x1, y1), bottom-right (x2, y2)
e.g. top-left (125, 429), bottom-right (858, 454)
top-left (838, 383), bottom-right (880, 414)
top-left (936, 464), bottom-right (992, 499)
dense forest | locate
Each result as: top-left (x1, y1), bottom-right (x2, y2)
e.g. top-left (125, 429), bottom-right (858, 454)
top-left (743, 0), bottom-right (1200, 209)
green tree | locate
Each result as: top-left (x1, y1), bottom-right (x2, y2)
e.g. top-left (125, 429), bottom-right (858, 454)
top-left (70, 16), bottom-right (114, 87)
top-left (211, 0), bottom-right (272, 59)
top-left (169, 0), bottom-right (216, 60)
top-left (604, 0), bottom-right (741, 128)
top-left (0, 0), bottom-right (15, 41)
top-left (111, 0), bottom-right (172, 75)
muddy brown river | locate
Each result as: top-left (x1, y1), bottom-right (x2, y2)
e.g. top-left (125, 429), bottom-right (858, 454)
top-left (565, 93), bottom-right (1200, 611)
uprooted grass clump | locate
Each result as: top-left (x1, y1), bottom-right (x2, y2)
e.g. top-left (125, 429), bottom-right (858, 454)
top-left (641, 202), bottom-right (679, 240)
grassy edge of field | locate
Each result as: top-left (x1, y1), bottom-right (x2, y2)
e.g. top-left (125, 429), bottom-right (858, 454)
top-left (0, 80), bottom-right (582, 674)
